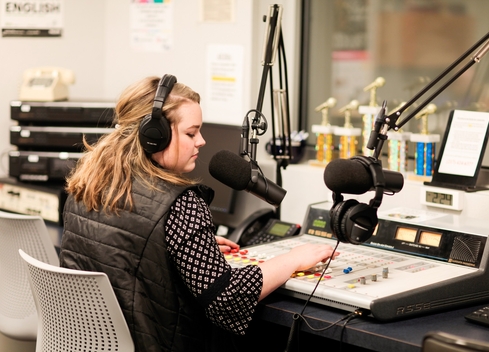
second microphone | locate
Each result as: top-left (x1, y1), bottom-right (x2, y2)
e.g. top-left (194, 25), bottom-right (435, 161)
top-left (209, 150), bottom-right (287, 207)
top-left (324, 157), bottom-right (404, 195)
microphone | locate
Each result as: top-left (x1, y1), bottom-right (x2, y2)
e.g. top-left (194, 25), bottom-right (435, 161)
top-left (324, 158), bottom-right (404, 195)
top-left (209, 150), bottom-right (286, 207)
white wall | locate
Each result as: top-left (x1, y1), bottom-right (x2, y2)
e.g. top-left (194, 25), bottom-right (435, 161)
top-left (102, 1), bottom-right (256, 107)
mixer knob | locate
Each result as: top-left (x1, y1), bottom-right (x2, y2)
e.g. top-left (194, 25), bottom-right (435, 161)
top-left (382, 267), bottom-right (389, 279)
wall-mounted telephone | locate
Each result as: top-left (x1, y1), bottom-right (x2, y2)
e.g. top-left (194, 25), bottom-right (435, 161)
top-left (228, 208), bottom-right (301, 247)
top-left (19, 67), bottom-right (75, 102)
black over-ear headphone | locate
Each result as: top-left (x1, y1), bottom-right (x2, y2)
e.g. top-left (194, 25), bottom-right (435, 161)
top-left (329, 156), bottom-right (385, 245)
top-left (139, 74), bottom-right (177, 154)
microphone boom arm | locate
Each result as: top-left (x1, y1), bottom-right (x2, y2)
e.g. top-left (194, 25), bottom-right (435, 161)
top-left (369, 31), bottom-right (489, 158)
top-left (243, 4), bottom-right (283, 161)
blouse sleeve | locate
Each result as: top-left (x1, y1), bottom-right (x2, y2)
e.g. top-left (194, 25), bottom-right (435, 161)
top-left (165, 189), bottom-right (263, 335)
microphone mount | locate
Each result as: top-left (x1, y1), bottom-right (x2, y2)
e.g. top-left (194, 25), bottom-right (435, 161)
top-left (368, 31), bottom-right (489, 159)
top-left (239, 4), bottom-right (291, 219)
top-left (240, 4), bottom-right (290, 164)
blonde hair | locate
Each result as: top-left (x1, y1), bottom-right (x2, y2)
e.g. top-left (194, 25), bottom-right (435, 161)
top-left (66, 76), bottom-right (201, 213)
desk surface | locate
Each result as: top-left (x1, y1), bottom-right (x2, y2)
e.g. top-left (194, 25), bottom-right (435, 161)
top-left (256, 293), bottom-right (489, 352)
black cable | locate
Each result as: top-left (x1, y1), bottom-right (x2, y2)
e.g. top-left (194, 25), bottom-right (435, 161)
top-left (284, 240), bottom-right (340, 352)
top-left (339, 312), bottom-right (358, 351)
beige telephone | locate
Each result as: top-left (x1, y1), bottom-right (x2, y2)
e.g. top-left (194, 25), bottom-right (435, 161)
top-left (19, 67), bottom-right (75, 101)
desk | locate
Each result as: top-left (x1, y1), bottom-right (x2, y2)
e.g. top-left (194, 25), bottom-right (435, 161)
top-left (251, 293), bottom-right (489, 352)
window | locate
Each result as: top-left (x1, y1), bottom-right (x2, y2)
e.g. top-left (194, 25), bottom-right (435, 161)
top-left (300, 0), bottom-right (489, 163)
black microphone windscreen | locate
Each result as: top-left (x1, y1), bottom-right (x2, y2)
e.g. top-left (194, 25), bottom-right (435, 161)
top-left (209, 150), bottom-right (251, 191)
top-left (324, 158), bottom-right (372, 194)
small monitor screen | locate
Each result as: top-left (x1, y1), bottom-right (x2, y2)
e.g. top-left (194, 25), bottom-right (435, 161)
top-left (268, 222), bottom-right (291, 237)
top-left (188, 123), bottom-right (242, 214)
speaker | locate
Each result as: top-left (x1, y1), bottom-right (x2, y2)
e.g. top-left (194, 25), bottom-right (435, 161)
top-left (329, 156), bottom-right (385, 245)
top-left (139, 74), bottom-right (177, 154)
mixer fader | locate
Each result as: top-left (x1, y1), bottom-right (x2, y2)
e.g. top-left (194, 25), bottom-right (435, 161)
top-left (226, 201), bottom-right (489, 321)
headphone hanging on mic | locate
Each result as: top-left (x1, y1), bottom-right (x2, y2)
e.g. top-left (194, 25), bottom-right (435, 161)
top-left (139, 74), bottom-right (177, 154)
top-left (329, 156), bottom-right (385, 245)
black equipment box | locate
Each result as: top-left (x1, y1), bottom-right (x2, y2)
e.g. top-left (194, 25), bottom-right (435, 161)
top-left (9, 150), bottom-right (82, 181)
top-left (10, 126), bottom-right (113, 151)
top-left (10, 100), bottom-right (115, 126)
top-left (8, 100), bottom-right (114, 184)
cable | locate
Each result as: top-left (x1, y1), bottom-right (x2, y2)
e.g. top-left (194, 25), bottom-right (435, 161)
top-left (283, 241), bottom-right (373, 352)
top-left (284, 240), bottom-right (340, 352)
top-left (339, 313), bottom-right (358, 351)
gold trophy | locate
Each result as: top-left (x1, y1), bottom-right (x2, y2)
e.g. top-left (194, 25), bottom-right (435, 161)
top-left (334, 99), bottom-right (361, 159)
top-left (311, 97), bottom-right (337, 165)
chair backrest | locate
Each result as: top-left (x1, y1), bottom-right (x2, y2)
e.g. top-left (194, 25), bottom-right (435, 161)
top-left (0, 211), bottom-right (59, 341)
top-left (19, 249), bottom-right (134, 352)
top-left (422, 331), bottom-right (489, 352)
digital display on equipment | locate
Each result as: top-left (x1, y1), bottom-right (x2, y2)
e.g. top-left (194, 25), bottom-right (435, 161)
top-left (395, 227), bottom-right (417, 242)
top-left (312, 219), bottom-right (327, 229)
top-left (419, 231), bottom-right (442, 247)
top-left (269, 222), bottom-right (291, 237)
top-left (426, 191), bottom-right (453, 206)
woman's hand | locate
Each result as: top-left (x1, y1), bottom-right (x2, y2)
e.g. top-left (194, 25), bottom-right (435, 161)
top-left (286, 243), bottom-right (340, 272)
top-left (216, 236), bottom-right (240, 253)
top-left (257, 243), bottom-right (340, 300)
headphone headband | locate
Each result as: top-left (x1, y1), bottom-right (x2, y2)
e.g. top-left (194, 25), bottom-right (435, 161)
top-left (152, 74), bottom-right (177, 113)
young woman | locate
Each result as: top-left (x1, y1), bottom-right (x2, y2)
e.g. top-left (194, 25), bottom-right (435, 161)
top-left (59, 75), bottom-right (339, 352)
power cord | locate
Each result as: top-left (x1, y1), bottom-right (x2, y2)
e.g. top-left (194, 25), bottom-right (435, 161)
top-left (283, 240), bottom-right (372, 352)
top-left (285, 308), bottom-right (369, 352)
top-left (284, 240), bottom-right (340, 352)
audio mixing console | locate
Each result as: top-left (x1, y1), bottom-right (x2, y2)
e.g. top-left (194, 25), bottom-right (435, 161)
top-left (226, 201), bottom-right (489, 321)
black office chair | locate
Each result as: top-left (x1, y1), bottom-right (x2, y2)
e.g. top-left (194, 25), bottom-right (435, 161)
top-left (422, 331), bottom-right (489, 352)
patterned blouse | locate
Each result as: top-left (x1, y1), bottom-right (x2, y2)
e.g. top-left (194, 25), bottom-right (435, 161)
top-left (165, 189), bottom-right (263, 335)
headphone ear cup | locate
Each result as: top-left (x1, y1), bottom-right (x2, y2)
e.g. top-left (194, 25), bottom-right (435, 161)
top-left (139, 113), bottom-right (172, 154)
top-left (330, 199), bottom-right (359, 243)
top-left (342, 203), bottom-right (378, 245)
top-left (139, 74), bottom-right (176, 154)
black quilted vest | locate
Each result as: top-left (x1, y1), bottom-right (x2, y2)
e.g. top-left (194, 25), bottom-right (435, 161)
top-left (59, 178), bottom-right (221, 352)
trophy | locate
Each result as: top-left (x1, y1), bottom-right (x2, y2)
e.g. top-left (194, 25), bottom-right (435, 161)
top-left (311, 97), bottom-right (337, 165)
top-left (409, 103), bottom-right (440, 180)
top-left (334, 99), bottom-right (361, 159)
top-left (386, 102), bottom-right (411, 174)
